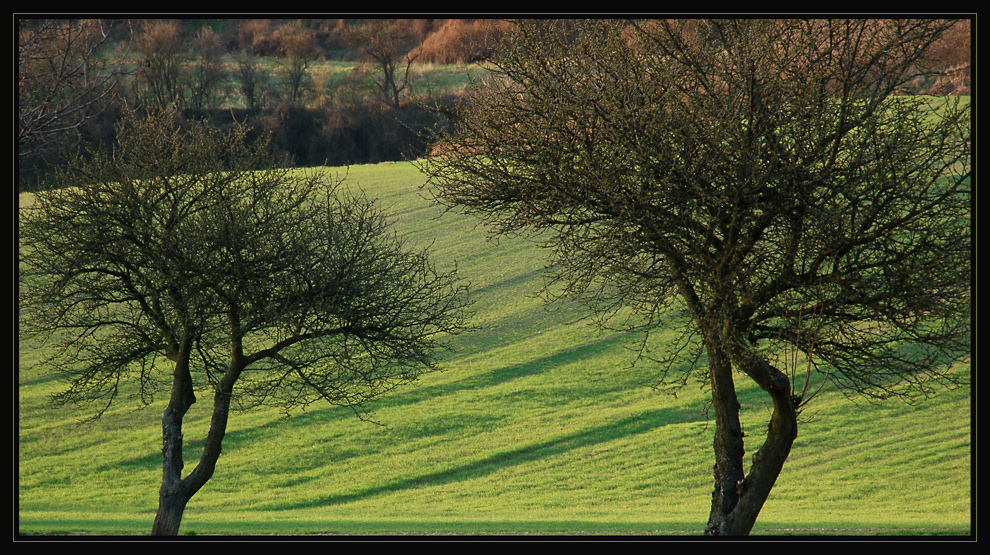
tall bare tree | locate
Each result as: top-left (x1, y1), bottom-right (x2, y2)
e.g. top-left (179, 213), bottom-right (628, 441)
top-left (19, 110), bottom-right (470, 535)
top-left (188, 25), bottom-right (228, 110)
top-left (234, 51), bottom-right (271, 111)
top-left (132, 19), bottom-right (189, 111)
top-left (423, 18), bottom-right (971, 535)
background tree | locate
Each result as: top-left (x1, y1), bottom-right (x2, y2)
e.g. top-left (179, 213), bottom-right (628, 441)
top-left (188, 25), bottom-right (228, 110)
top-left (273, 21), bottom-right (317, 104)
top-left (423, 19), bottom-right (971, 536)
top-left (17, 19), bottom-right (131, 178)
top-left (346, 19), bottom-right (422, 109)
top-left (19, 110), bottom-right (470, 536)
top-left (234, 51), bottom-right (272, 111)
top-left (132, 19), bottom-right (189, 110)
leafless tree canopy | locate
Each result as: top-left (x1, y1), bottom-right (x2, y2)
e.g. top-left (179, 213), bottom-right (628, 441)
top-left (427, 18), bottom-right (970, 399)
top-left (19, 110), bottom-right (469, 534)
top-left (17, 19), bottom-right (131, 158)
top-left (423, 18), bottom-right (971, 535)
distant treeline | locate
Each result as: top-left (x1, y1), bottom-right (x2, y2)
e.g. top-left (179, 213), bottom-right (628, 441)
top-left (18, 18), bottom-right (504, 190)
top-left (17, 18), bottom-right (970, 191)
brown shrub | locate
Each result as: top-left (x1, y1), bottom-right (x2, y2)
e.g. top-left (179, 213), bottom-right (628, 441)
top-left (925, 19), bottom-right (971, 70)
top-left (414, 19), bottom-right (507, 64)
top-left (923, 19), bottom-right (971, 95)
top-left (234, 19), bottom-right (280, 56)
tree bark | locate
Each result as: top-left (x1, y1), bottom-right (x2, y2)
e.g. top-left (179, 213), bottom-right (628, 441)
top-left (704, 332), bottom-right (747, 535)
top-left (704, 329), bottom-right (800, 536)
top-left (152, 336), bottom-right (197, 536)
top-left (151, 335), bottom-right (242, 536)
top-left (151, 482), bottom-right (191, 536)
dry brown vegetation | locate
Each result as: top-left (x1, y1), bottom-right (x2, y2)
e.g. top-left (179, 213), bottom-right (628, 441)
top-left (18, 18), bottom-right (971, 191)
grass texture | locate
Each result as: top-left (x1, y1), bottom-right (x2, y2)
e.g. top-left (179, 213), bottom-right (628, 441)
top-left (17, 161), bottom-right (971, 537)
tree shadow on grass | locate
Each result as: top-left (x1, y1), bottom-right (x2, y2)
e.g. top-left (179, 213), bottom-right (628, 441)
top-left (368, 328), bottom-right (639, 416)
top-left (279, 405), bottom-right (704, 510)
top-left (97, 328), bottom-right (696, 492)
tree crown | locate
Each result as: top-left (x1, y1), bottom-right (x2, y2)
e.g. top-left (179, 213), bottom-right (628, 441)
top-left (20, 110), bottom-right (469, 416)
top-left (423, 19), bottom-right (970, 403)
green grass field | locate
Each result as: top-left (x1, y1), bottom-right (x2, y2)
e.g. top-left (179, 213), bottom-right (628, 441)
top-left (207, 57), bottom-right (482, 110)
top-left (17, 161), bottom-right (972, 537)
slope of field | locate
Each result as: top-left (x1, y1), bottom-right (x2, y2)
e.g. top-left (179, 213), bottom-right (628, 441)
top-left (17, 161), bottom-right (972, 536)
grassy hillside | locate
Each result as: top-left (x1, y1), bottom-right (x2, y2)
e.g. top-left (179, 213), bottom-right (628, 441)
top-left (17, 161), bottom-right (972, 536)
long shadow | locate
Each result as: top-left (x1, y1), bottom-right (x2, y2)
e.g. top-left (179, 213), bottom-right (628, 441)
top-left (95, 333), bottom-right (577, 475)
top-left (99, 331), bottom-right (652, 480)
top-left (368, 327), bottom-right (636, 416)
top-left (277, 406), bottom-right (704, 510)
top-left (95, 394), bottom-right (365, 473)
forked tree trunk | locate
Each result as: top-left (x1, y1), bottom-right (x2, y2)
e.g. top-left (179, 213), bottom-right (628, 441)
top-left (151, 337), bottom-right (241, 536)
top-left (152, 483), bottom-right (191, 536)
top-left (705, 339), bottom-right (747, 535)
top-left (704, 332), bottom-right (799, 536)
top-left (152, 338), bottom-right (197, 536)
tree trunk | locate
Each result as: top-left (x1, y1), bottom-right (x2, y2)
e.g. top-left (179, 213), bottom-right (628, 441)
top-left (704, 330), bottom-right (800, 536)
top-left (151, 482), bottom-right (191, 536)
top-left (150, 335), bottom-right (242, 536)
top-left (152, 336), bottom-right (197, 536)
top-left (704, 335), bottom-right (748, 535)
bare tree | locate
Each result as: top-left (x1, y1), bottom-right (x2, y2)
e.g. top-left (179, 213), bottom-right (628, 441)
top-left (19, 110), bottom-right (470, 535)
top-left (273, 21), bottom-right (318, 103)
top-left (347, 19), bottom-right (422, 109)
top-left (131, 19), bottom-right (193, 111)
top-left (17, 18), bottom-right (131, 161)
top-left (234, 51), bottom-right (271, 111)
top-left (188, 25), bottom-right (228, 110)
top-left (423, 18), bottom-right (971, 535)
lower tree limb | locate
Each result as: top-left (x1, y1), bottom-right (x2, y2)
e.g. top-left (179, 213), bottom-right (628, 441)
top-left (730, 356), bottom-right (799, 534)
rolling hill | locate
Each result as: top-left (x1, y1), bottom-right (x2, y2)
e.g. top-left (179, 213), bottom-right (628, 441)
top-left (17, 160), bottom-right (972, 536)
